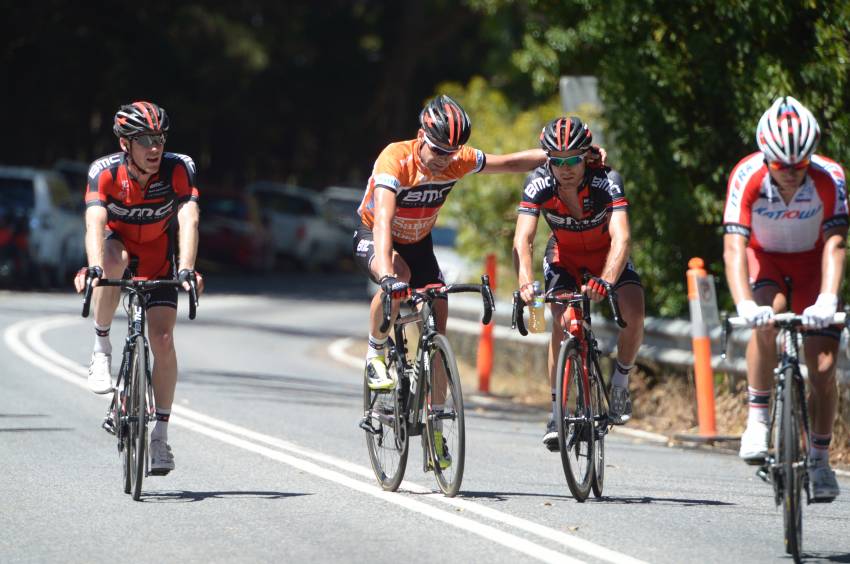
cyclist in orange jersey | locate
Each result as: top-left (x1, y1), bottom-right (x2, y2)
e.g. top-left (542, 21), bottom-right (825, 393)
top-left (73, 101), bottom-right (204, 476)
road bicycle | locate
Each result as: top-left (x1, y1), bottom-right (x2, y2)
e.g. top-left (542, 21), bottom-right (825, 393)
top-left (512, 281), bottom-right (625, 501)
top-left (359, 275), bottom-right (494, 497)
top-left (724, 310), bottom-right (846, 562)
top-left (82, 276), bottom-right (197, 501)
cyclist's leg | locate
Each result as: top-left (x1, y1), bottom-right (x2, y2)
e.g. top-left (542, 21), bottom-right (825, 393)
top-left (88, 232), bottom-right (128, 393)
top-left (740, 248), bottom-right (785, 460)
top-left (354, 225), bottom-right (410, 388)
top-left (543, 242), bottom-right (576, 447)
top-left (608, 274), bottom-right (644, 424)
top-left (803, 333), bottom-right (841, 500)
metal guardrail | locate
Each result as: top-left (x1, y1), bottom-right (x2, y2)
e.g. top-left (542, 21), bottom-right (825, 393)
top-left (447, 295), bottom-right (850, 384)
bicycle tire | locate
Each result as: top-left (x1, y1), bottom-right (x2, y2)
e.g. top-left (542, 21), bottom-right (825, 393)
top-left (779, 366), bottom-right (803, 560)
top-left (424, 334), bottom-right (465, 497)
top-left (363, 338), bottom-right (409, 491)
top-left (130, 335), bottom-right (147, 501)
top-left (588, 358), bottom-right (606, 498)
top-left (117, 381), bottom-right (131, 494)
top-left (555, 339), bottom-right (594, 501)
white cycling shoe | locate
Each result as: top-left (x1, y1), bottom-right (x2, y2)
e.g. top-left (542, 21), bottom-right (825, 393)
top-left (738, 422), bottom-right (769, 464)
top-left (150, 439), bottom-right (175, 476)
top-left (87, 353), bottom-right (113, 394)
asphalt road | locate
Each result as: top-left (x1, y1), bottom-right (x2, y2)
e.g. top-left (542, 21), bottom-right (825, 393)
top-left (2, 274), bottom-right (849, 563)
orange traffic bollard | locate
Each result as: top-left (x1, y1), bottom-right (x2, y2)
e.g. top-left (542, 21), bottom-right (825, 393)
top-left (476, 253), bottom-right (496, 394)
top-left (687, 257), bottom-right (717, 437)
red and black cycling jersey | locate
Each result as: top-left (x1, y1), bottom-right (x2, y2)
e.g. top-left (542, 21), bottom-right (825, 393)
top-left (517, 165), bottom-right (627, 254)
top-left (84, 152), bottom-right (200, 244)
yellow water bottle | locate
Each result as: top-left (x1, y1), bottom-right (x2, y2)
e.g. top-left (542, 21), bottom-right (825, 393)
top-left (529, 281), bottom-right (546, 333)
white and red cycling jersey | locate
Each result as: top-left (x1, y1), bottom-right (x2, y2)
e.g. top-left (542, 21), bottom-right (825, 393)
top-left (723, 152), bottom-right (848, 253)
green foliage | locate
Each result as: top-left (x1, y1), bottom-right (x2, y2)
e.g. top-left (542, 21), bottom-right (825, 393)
top-left (467, 0), bottom-right (850, 316)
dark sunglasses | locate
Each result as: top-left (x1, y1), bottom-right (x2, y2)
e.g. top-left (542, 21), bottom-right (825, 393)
top-left (423, 135), bottom-right (459, 156)
top-left (132, 133), bottom-right (166, 148)
top-left (548, 153), bottom-right (585, 167)
top-left (766, 158), bottom-right (810, 171)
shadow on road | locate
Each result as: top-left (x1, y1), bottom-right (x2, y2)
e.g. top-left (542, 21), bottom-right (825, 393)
top-left (458, 490), bottom-right (574, 502)
top-left (143, 490), bottom-right (312, 503)
top-left (803, 553), bottom-right (850, 563)
top-left (589, 495), bottom-right (735, 507)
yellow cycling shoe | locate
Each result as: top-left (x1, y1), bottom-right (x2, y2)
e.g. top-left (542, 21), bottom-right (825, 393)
top-left (366, 356), bottom-right (395, 391)
top-left (430, 430), bottom-right (452, 470)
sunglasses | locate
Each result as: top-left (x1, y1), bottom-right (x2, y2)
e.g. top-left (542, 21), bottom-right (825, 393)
top-left (767, 159), bottom-right (810, 171)
top-left (131, 133), bottom-right (166, 148)
top-left (423, 134), bottom-right (459, 157)
top-left (548, 153), bottom-right (586, 167)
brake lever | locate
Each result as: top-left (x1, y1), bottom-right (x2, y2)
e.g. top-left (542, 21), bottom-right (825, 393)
top-left (512, 291), bottom-right (528, 336)
top-left (480, 274), bottom-right (494, 325)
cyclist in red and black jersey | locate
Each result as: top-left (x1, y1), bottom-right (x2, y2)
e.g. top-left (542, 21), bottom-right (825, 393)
top-left (72, 101), bottom-right (203, 475)
top-left (513, 116), bottom-right (645, 450)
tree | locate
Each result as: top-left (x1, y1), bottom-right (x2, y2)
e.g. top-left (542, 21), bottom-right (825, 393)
top-left (466, 0), bottom-right (850, 315)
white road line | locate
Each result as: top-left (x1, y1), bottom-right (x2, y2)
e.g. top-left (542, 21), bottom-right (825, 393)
top-left (5, 316), bottom-right (652, 564)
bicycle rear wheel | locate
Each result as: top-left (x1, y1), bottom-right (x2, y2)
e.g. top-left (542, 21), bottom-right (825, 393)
top-left (363, 339), bottom-right (409, 491)
top-left (116, 379), bottom-right (131, 494)
top-left (129, 335), bottom-right (148, 501)
top-left (555, 339), bottom-right (594, 501)
top-left (778, 367), bottom-right (803, 560)
top-left (588, 358), bottom-right (606, 498)
top-left (424, 334), bottom-right (465, 497)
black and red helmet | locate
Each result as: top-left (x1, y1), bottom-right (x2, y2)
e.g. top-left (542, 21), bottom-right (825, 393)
top-left (419, 94), bottom-right (472, 150)
top-left (113, 101), bottom-right (170, 138)
top-left (539, 116), bottom-right (592, 153)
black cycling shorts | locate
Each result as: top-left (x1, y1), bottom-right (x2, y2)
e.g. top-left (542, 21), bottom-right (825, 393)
top-left (353, 224), bottom-right (445, 290)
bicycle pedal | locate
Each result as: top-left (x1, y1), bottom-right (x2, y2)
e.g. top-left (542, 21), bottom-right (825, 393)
top-left (756, 466), bottom-right (770, 483)
top-left (358, 416), bottom-right (379, 435)
top-left (101, 417), bottom-right (117, 436)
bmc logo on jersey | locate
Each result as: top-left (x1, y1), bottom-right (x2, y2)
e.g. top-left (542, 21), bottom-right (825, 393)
top-left (107, 201), bottom-right (174, 223)
top-left (401, 185), bottom-right (453, 204)
top-left (146, 181), bottom-right (172, 198)
top-left (88, 155), bottom-right (122, 179)
top-left (524, 176), bottom-right (551, 199)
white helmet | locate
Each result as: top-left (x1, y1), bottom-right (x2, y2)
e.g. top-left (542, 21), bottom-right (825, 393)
top-left (756, 96), bottom-right (820, 164)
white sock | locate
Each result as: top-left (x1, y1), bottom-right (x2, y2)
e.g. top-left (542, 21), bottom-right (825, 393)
top-left (747, 387), bottom-right (770, 427)
top-left (810, 433), bottom-right (831, 462)
top-left (366, 335), bottom-right (387, 362)
top-left (611, 361), bottom-right (632, 389)
top-left (151, 409), bottom-right (171, 443)
top-left (93, 323), bottom-right (111, 356)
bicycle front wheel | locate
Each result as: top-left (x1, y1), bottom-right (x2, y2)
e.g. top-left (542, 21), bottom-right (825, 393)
top-left (424, 334), bottom-right (465, 497)
top-left (363, 340), bottom-right (409, 491)
top-left (778, 366), bottom-right (804, 560)
top-left (588, 357), bottom-right (606, 498)
top-left (555, 339), bottom-right (594, 501)
top-left (129, 335), bottom-right (148, 501)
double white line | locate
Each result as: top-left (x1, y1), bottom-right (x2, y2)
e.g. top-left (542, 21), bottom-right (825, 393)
top-left (5, 315), bottom-right (646, 564)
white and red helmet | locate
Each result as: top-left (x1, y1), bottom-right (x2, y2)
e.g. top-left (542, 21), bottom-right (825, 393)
top-left (756, 96), bottom-right (820, 164)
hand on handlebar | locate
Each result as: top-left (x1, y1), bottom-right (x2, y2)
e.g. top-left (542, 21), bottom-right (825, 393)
top-left (379, 275), bottom-right (409, 300)
top-left (735, 300), bottom-right (774, 328)
top-left (178, 268), bottom-right (205, 296)
top-left (74, 265), bottom-right (103, 293)
top-left (801, 293), bottom-right (838, 329)
top-left (583, 276), bottom-right (610, 303)
top-left (518, 281), bottom-right (537, 304)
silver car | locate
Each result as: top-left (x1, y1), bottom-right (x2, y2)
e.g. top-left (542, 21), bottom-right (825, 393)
top-left (0, 166), bottom-right (86, 287)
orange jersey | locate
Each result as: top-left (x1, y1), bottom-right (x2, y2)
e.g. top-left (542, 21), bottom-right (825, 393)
top-left (357, 139), bottom-right (485, 244)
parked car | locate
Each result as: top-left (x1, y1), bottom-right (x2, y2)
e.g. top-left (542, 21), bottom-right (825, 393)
top-left (321, 185), bottom-right (363, 233)
top-left (0, 166), bottom-right (86, 287)
top-left (247, 181), bottom-right (342, 270)
top-left (198, 190), bottom-right (276, 272)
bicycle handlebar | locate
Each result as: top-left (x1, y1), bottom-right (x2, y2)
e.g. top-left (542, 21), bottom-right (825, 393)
top-left (511, 282), bottom-right (626, 337)
top-left (81, 277), bottom-right (198, 320)
top-left (722, 311), bottom-right (848, 360)
top-left (378, 274), bottom-right (494, 334)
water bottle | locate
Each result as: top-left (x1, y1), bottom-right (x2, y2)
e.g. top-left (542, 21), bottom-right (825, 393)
top-left (529, 281), bottom-right (546, 333)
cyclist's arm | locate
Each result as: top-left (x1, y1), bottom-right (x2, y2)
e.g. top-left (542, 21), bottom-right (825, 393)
top-left (176, 201), bottom-right (200, 271)
top-left (512, 213), bottom-right (539, 303)
top-left (599, 210), bottom-right (631, 283)
top-left (481, 149), bottom-right (546, 174)
top-left (372, 186), bottom-right (397, 278)
top-left (723, 233), bottom-right (752, 305)
top-left (84, 205), bottom-right (107, 271)
top-left (819, 226), bottom-right (848, 295)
